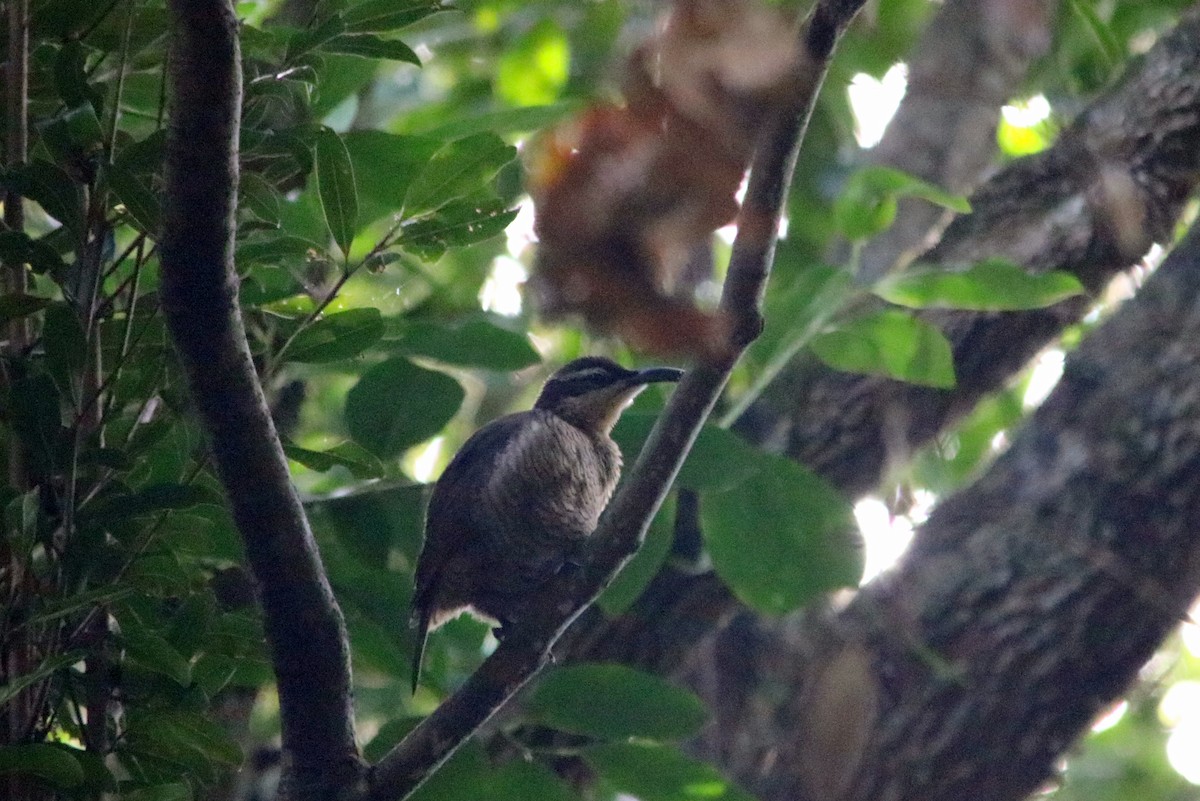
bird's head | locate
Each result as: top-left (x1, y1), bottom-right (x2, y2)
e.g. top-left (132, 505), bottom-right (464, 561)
top-left (534, 356), bottom-right (683, 434)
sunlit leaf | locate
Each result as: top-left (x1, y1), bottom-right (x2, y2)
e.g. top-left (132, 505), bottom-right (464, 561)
top-left (400, 198), bottom-right (518, 260)
top-left (875, 259), bottom-right (1084, 311)
top-left (834, 166), bottom-right (970, 241)
top-left (811, 309), bottom-right (956, 388)
top-left (703, 456), bottom-right (860, 615)
top-left (496, 20), bottom-right (570, 106)
top-left (403, 134), bottom-right (516, 215)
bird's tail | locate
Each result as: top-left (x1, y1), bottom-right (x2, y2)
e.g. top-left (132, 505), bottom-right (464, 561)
top-left (410, 605), bottom-right (431, 695)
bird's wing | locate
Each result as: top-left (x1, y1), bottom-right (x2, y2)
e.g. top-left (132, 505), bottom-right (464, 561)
top-left (410, 414), bottom-right (527, 691)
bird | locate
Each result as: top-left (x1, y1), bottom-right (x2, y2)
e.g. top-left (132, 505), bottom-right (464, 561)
top-left (409, 356), bottom-right (683, 692)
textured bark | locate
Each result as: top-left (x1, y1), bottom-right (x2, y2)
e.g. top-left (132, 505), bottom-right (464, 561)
top-left (749, 8), bottom-right (1200, 496)
top-left (571, 1), bottom-right (1200, 680)
top-left (554, 9), bottom-right (1200, 801)
top-left (854, 0), bottom-right (1058, 282)
top-left (159, 1), bottom-right (360, 798)
top-left (712, 219), bottom-right (1200, 801)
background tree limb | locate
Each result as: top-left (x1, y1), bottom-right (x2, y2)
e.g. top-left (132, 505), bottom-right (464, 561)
top-left (570, 5), bottom-right (1200, 681)
top-left (714, 216), bottom-right (1200, 801)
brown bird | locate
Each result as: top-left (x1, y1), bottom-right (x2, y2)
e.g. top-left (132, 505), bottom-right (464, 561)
top-left (410, 356), bottom-right (683, 692)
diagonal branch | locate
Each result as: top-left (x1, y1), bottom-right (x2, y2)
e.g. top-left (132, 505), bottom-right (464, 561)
top-left (363, 0), bottom-right (873, 798)
top-left (567, 0), bottom-right (1200, 715)
top-left (733, 216), bottom-right (1200, 801)
top-left (756, 6), bottom-right (1200, 496)
top-left (159, 1), bottom-right (360, 798)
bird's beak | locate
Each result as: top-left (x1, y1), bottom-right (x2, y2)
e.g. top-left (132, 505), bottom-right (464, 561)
top-left (632, 366), bottom-right (685, 385)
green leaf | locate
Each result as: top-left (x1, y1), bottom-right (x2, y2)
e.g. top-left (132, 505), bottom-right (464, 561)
top-left (406, 742), bottom-right (574, 801)
top-left (106, 162), bottom-right (162, 235)
top-left (124, 783), bottom-right (193, 801)
top-left (810, 309), bottom-right (956, 388)
top-left (363, 718), bottom-right (420, 763)
top-left (345, 357), bottom-right (464, 458)
top-left (43, 302), bottom-right (88, 381)
top-left (0, 744), bottom-right (85, 789)
top-left (703, 456), bottom-right (860, 615)
top-left (81, 483), bottom-right (221, 527)
top-left (322, 33), bottom-right (420, 63)
top-left (875, 259), bottom-right (1085, 311)
top-left (586, 742), bottom-right (756, 801)
top-left (400, 198), bottom-right (518, 260)
top-left (54, 42), bottom-right (96, 107)
top-left (119, 619), bottom-right (194, 686)
top-left (529, 663), bottom-right (709, 740)
top-left (597, 496), bottom-right (674, 616)
top-left (285, 13), bottom-right (346, 62)
top-left (343, 131), bottom-right (441, 227)
top-left (314, 126), bottom-right (358, 255)
top-left (0, 231), bottom-right (66, 275)
top-left (385, 316), bottom-right (540, 370)
top-left (307, 482), bottom-right (428, 566)
top-left (0, 293), bottom-right (50, 324)
top-left (125, 709), bottom-right (243, 771)
top-left (612, 416), bottom-right (761, 492)
top-left (403, 133), bottom-right (516, 215)
top-left (343, 0), bottom-right (447, 33)
top-left (9, 373), bottom-right (65, 473)
top-left (496, 20), bottom-right (570, 106)
top-left (419, 102), bottom-right (579, 140)
top-left (239, 172), bottom-right (282, 226)
top-left (0, 651), bottom-right (84, 707)
top-left (285, 308), bottom-right (385, 363)
top-left (4, 160), bottom-right (85, 238)
top-left (834, 166), bottom-right (970, 241)
top-left (284, 440), bottom-right (386, 479)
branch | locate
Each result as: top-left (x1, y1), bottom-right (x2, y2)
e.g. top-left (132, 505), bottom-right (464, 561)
top-left (159, 1), bottom-right (360, 798)
top-left (725, 216), bottom-right (1200, 801)
top-left (751, 6), bottom-right (1200, 496)
top-left (565, 0), bottom-right (1200, 716)
top-left (363, 0), bottom-right (872, 798)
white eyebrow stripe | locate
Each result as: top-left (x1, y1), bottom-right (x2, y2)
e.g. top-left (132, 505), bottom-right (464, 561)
top-left (556, 367), bottom-right (612, 382)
